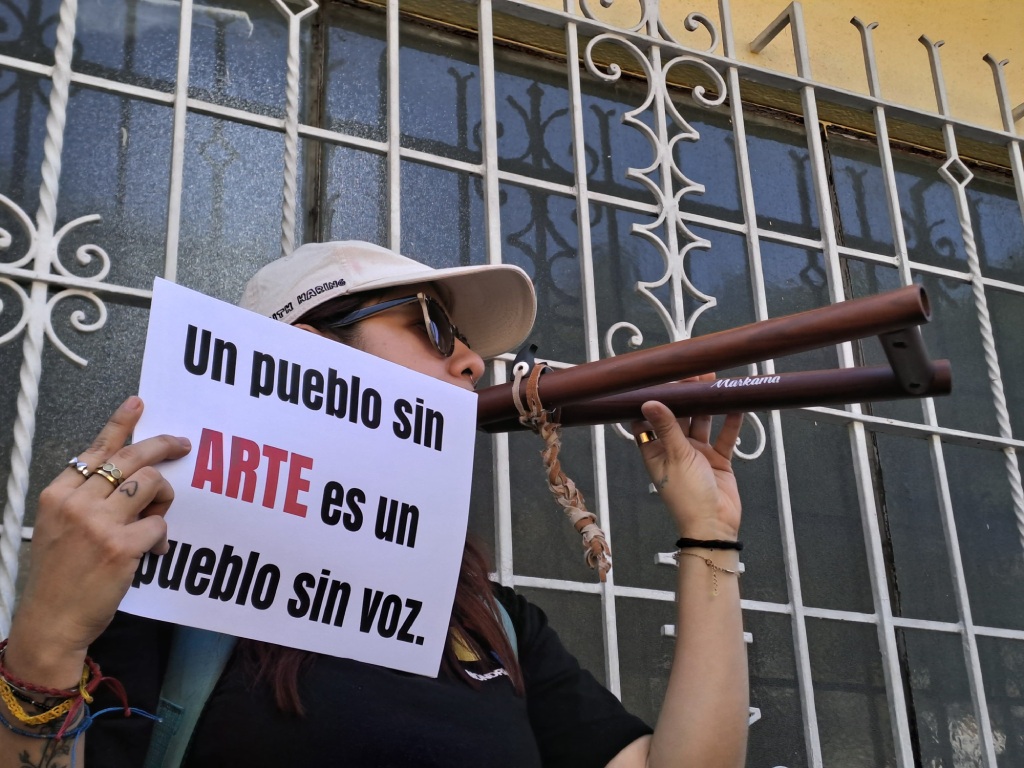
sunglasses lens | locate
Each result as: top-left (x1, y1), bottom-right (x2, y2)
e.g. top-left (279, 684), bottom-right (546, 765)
top-left (424, 298), bottom-right (455, 356)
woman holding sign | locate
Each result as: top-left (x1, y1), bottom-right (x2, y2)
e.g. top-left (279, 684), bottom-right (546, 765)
top-left (1, 241), bottom-right (747, 767)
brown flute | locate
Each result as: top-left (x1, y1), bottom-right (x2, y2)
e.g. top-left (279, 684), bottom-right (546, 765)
top-left (477, 284), bottom-right (952, 430)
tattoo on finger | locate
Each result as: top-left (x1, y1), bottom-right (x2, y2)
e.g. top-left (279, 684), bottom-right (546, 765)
top-left (118, 480), bottom-right (139, 497)
top-left (658, 475), bottom-right (669, 490)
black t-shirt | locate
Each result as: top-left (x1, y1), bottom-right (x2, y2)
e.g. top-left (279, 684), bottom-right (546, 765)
top-left (87, 586), bottom-right (651, 767)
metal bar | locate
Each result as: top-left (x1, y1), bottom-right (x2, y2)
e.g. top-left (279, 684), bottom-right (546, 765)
top-left (564, 1), bottom-right (622, 696)
top-left (164, 0), bottom-right (195, 282)
top-left (476, 0), bottom-right (514, 586)
top-left (387, 0), bottom-right (401, 250)
top-left (271, 0), bottom-right (317, 258)
top-left (0, 0), bottom-right (80, 636)
top-left (477, 284), bottom-right (930, 424)
top-left (481, 362), bottom-right (952, 433)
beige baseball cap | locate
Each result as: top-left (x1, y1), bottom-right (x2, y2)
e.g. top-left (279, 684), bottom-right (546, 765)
top-left (239, 241), bottom-right (537, 359)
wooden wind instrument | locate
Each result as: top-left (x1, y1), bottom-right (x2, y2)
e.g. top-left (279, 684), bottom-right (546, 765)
top-left (476, 285), bottom-right (951, 431)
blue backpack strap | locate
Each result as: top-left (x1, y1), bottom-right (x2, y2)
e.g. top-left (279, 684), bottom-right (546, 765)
top-left (143, 627), bottom-right (237, 768)
top-left (495, 599), bottom-right (518, 660)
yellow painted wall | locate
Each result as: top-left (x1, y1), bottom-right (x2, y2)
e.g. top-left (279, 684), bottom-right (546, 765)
top-left (526, 0), bottom-right (1023, 132)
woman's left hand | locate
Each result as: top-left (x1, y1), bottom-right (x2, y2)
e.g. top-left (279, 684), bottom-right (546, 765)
top-left (631, 377), bottom-right (743, 541)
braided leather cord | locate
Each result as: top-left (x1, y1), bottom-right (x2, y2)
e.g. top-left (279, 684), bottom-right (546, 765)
top-left (513, 364), bottom-right (612, 581)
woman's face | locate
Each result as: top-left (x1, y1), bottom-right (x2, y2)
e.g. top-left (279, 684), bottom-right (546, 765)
top-left (299, 286), bottom-right (486, 391)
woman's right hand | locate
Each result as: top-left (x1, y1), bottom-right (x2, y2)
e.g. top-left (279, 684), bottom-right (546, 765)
top-left (5, 396), bottom-right (191, 687)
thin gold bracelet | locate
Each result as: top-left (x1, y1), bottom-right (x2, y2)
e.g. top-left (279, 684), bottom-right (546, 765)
top-left (674, 551), bottom-right (740, 596)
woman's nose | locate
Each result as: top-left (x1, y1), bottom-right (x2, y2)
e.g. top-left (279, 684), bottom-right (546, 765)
top-left (451, 339), bottom-right (485, 387)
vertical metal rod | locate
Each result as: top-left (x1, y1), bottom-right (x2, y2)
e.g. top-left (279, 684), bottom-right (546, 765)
top-left (564, 1), bottom-right (621, 696)
top-left (476, 0), bottom-right (514, 584)
top-left (848, 18), bottom-right (918, 767)
top-left (163, 0), bottom-right (194, 282)
top-left (923, 36), bottom-right (1001, 767)
top-left (741, 1), bottom-right (819, 757)
top-left (272, 0), bottom-right (318, 258)
top-left (387, 0), bottom-right (401, 251)
top-left (736, 1), bottom-right (822, 760)
top-left (0, 0), bottom-right (80, 635)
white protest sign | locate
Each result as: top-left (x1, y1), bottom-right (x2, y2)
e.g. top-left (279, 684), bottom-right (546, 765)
top-left (121, 278), bottom-right (476, 677)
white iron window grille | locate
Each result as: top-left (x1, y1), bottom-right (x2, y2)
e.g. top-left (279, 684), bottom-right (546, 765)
top-left (0, 1), bottom-right (1022, 765)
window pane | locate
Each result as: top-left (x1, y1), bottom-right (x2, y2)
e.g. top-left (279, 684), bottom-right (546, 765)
top-left (0, 70), bottom-right (48, 245)
top-left (318, 143), bottom-right (387, 245)
top-left (519, 587), bottom-right (606, 685)
top-left (918, 274), bottom-right (1001, 436)
top-left (616, 596), bottom-right (673, 726)
top-left (967, 172), bottom-right (1024, 284)
top-left (901, 628), bottom-right (981, 767)
top-left (59, 88), bottom-right (172, 287)
top-left (400, 161), bottom-right (485, 265)
top-left (0, 0), bottom-right (63, 65)
top-left (402, 24), bottom-right (481, 164)
top-left (808, 618), bottom-right (896, 767)
top-left (897, 154), bottom-right (967, 273)
top-left (747, 611), bottom-right (807, 767)
top-left (784, 417), bottom-right (874, 613)
top-left (188, 0), bottom-right (293, 118)
top-left (323, 4), bottom-right (386, 141)
top-left (762, 242), bottom-right (838, 374)
top-left (26, 301), bottom-right (151, 525)
top-left (745, 115), bottom-right (820, 239)
top-left (178, 115), bottom-right (286, 300)
top-left (873, 432), bottom-right (958, 622)
top-left (977, 635), bottom-right (1024, 767)
top-left (845, 260), bottom-right (926, 425)
top-left (500, 184), bottom-right (584, 364)
top-left (74, 0), bottom-right (180, 91)
top-left (945, 442), bottom-right (1024, 631)
top-left (591, 206), bottom-right (670, 352)
top-left (831, 134), bottom-right (896, 254)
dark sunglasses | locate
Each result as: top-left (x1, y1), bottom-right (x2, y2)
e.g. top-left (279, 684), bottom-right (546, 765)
top-left (322, 292), bottom-right (469, 358)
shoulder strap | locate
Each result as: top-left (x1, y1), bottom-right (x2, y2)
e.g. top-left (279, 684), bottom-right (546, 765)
top-left (495, 595), bottom-right (518, 660)
top-left (142, 627), bottom-right (237, 768)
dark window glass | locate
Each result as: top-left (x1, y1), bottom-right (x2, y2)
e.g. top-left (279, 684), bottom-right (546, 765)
top-left (323, 5), bottom-right (386, 141)
top-left (0, 0), bottom-right (63, 65)
top-left (73, 0), bottom-right (180, 91)
top-left (969, 172), bottom-right (1024, 283)
top-left (830, 133), bottom-right (896, 253)
top-left (401, 26), bottom-right (481, 164)
top-left (784, 416), bottom-right (874, 613)
top-left (977, 635), bottom-right (1024, 768)
top-left (872, 432), bottom-right (958, 622)
top-left (945, 442), bottom-right (1024, 631)
top-left (900, 628), bottom-right (980, 766)
top-left (808, 618), bottom-right (896, 767)
top-left (500, 183), bottom-right (584, 364)
top-left (746, 611), bottom-right (807, 767)
top-left (188, 0), bottom-right (296, 118)
top-left (745, 115), bottom-right (820, 239)
top-left (896, 153), bottom-right (967, 273)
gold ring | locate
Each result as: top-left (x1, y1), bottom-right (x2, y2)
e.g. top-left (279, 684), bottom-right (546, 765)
top-left (66, 457), bottom-right (91, 478)
top-left (93, 462), bottom-right (125, 487)
top-left (636, 430), bottom-right (658, 445)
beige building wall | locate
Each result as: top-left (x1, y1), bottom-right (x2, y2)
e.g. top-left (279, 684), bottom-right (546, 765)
top-left (499, 0), bottom-right (1023, 135)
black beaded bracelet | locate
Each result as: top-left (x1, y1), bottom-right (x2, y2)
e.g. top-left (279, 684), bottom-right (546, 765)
top-left (676, 537), bottom-right (743, 551)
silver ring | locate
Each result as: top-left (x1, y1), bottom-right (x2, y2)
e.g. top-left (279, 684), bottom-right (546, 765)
top-left (66, 456), bottom-right (91, 478)
top-left (636, 430), bottom-right (659, 445)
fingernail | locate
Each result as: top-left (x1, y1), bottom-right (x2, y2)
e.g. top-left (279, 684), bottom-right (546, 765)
top-left (177, 437), bottom-right (191, 450)
top-left (125, 396), bottom-right (142, 411)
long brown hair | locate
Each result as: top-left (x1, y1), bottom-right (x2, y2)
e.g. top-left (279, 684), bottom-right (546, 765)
top-left (237, 291), bottom-right (524, 714)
